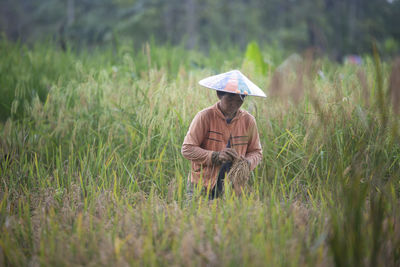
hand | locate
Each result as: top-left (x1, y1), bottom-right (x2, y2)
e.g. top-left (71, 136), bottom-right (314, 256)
top-left (222, 148), bottom-right (239, 162)
top-left (213, 148), bottom-right (238, 165)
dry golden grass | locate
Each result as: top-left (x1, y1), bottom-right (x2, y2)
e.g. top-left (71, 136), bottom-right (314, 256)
top-left (227, 158), bottom-right (250, 195)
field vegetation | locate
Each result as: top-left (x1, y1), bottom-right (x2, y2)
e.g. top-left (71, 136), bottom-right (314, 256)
top-left (1, 39), bottom-right (399, 266)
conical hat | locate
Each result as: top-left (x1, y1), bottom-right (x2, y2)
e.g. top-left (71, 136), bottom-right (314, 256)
top-left (198, 70), bottom-right (266, 98)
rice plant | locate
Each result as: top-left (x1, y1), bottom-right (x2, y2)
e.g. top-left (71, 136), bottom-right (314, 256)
top-left (0, 40), bottom-right (399, 266)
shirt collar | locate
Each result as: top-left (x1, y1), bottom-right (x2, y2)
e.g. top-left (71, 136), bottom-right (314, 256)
top-left (213, 101), bottom-right (243, 122)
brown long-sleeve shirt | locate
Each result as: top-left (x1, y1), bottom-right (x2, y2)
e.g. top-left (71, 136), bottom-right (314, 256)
top-left (181, 101), bottom-right (263, 189)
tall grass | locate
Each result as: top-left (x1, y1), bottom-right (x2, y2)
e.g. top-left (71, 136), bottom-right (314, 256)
top-left (0, 40), bottom-right (399, 266)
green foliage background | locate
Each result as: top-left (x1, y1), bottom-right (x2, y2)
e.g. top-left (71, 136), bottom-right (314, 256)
top-left (1, 0), bottom-right (400, 58)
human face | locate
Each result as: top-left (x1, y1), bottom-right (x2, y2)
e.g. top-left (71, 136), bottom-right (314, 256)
top-left (219, 93), bottom-right (244, 117)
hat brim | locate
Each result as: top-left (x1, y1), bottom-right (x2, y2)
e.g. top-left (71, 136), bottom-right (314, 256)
top-left (198, 70), bottom-right (267, 98)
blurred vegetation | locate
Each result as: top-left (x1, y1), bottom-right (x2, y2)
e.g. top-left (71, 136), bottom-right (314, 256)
top-left (1, 0), bottom-right (400, 59)
top-left (0, 38), bottom-right (261, 121)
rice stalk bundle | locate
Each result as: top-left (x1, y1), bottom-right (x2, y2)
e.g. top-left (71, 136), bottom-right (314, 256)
top-left (227, 158), bottom-right (250, 195)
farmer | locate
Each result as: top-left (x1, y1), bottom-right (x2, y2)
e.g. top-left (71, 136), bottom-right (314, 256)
top-left (181, 70), bottom-right (266, 199)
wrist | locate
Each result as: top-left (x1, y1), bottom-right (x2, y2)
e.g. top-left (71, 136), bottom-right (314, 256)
top-left (211, 151), bottom-right (220, 165)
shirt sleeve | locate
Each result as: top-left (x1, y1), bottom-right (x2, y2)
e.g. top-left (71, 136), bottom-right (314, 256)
top-left (244, 116), bottom-right (263, 170)
top-left (181, 111), bottom-right (213, 166)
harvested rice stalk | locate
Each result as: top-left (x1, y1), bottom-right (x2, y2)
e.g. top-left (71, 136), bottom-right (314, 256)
top-left (227, 158), bottom-right (250, 195)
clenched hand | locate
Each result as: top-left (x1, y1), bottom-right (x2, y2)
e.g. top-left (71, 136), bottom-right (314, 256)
top-left (212, 148), bottom-right (239, 165)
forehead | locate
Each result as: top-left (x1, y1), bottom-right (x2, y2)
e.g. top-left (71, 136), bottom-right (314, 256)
top-left (223, 93), bottom-right (244, 101)
top-left (224, 93), bottom-right (240, 98)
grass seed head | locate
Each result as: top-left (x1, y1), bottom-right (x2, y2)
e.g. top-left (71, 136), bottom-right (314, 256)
top-left (227, 158), bottom-right (250, 195)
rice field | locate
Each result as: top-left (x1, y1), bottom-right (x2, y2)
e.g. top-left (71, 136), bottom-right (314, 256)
top-left (0, 40), bottom-right (399, 266)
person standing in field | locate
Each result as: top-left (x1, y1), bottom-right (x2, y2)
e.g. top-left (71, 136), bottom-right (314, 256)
top-left (181, 70), bottom-right (266, 199)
